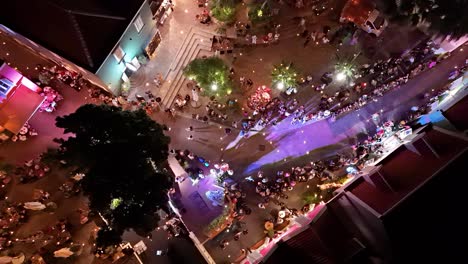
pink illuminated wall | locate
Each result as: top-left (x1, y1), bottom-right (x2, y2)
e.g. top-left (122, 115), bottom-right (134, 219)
top-left (0, 63), bottom-right (41, 94)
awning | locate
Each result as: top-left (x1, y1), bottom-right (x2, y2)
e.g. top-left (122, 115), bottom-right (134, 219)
top-left (0, 83), bottom-right (44, 134)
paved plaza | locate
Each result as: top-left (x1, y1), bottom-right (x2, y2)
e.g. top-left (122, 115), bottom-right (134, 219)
top-left (0, 0), bottom-right (467, 263)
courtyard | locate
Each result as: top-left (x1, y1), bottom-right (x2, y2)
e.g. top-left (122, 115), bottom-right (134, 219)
top-left (0, 0), bottom-right (467, 264)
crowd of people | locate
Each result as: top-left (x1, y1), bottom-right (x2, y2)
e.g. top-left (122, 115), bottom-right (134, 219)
top-left (37, 64), bottom-right (88, 91)
top-left (14, 156), bottom-right (51, 183)
top-left (195, 9), bottom-right (211, 25)
top-left (0, 202), bottom-right (27, 250)
top-left (162, 214), bottom-right (188, 238)
top-left (39, 86), bottom-right (63, 113)
top-left (212, 36), bottom-right (233, 53)
top-left (10, 122), bottom-right (38, 142)
top-left (0, 150), bottom-right (91, 261)
top-left (217, 181), bottom-right (251, 250)
top-left (328, 40), bottom-right (445, 118)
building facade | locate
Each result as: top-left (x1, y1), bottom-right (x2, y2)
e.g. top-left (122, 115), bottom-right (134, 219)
top-left (263, 95), bottom-right (468, 264)
top-left (96, 0), bottom-right (161, 94)
top-left (1, 0), bottom-right (170, 95)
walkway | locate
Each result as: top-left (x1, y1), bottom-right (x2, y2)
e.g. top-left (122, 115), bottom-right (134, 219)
top-left (128, 0), bottom-right (218, 109)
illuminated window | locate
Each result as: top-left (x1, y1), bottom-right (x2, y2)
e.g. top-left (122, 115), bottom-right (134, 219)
top-left (0, 78), bottom-right (14, 97)
top-left (134, 15), bottom-right (144, 33)
top-left (112, 45), bottom-right (125, 63)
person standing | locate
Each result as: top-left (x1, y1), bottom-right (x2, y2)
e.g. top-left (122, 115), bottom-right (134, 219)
top-left (299, 17), bottom-right (306, 29)
top-left (247, 78), bottom-right (253, 87)
top-left (240, 76), bottom-right (246, 89)
top-left (311, 30), bottom-right (317, 43)
top-left (274, 33), bottom-right (280, 42)
top-left (304, 34), bottom-right (311, 47)
top-left (168, 0), bottom-right (174, 11)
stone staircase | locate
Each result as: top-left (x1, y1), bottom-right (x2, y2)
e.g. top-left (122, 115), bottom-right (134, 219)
top-left (160, 27), bottom-right (214, 108)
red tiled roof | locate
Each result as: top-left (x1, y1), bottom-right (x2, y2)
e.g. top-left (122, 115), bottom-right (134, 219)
top-left (266, 208), bottom-right (360, 264)
top-left (442, 95), bottom-right (468, 130)
top-left (348, 127), bottom-right (468, 214)
top-left (380, 150), bottom-right (468, 263)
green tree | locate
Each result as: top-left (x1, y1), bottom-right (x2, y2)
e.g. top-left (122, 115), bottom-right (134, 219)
top-left (55, 104), bottom-right (173, 245)
top-left (184, 57), bottom-right (234, 97)
top-left (379, 0), bottom-right (468, 39)
top-left (211, 0), bottom-right (239, 23)
top-left (271, 62), bottom-right (299, 90)
top-left (248, 1), bottom-right (272, 24)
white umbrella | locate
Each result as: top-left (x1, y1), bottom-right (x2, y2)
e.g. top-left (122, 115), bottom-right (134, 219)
top-left (54, 248), bottom-right (74, 258)
top-left (23, 202), bottom-right (46, 211)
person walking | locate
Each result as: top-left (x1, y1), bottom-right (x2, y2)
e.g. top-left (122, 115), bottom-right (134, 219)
top-left (274, 33), bottom-right (280, 42)
top-left (240, 76), bottom-right (245, 86)
top-left (304, 34), bottom-right (311, 47)
top-left (299, 17), bottom-right (306, 29)
top-left (311, 30), bottom-right (317, 43)
top-left (252, 35), bottom-right (257, 45)
top-left (247, 78), bottom-right (253, 87)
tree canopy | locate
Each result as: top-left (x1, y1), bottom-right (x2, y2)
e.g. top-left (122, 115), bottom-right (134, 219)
top-left (379, 0), bottom-right (468, 39)
top-left (210, 0), bottom-right (239, 23)
top-left (55, 104), bottom-right (173, 246)
top-left (248, 1), bottom-right (273, 24)
top-left (183, 57), bottom-right (234, 97)
top-left (271, 62), bottom-right (299, 89)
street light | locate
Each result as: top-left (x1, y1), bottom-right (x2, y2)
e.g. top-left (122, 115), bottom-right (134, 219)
top-left (211, 84), bottom-right (218, 91)
top-left (336, 72), bottom-right (346, 81)
top-left (277, 82), bottom-right (284, 90)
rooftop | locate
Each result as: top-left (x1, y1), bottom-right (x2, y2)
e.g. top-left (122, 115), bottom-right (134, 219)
top-left (347, 125), bottom-right (468, 214)
top-left (265, 208), bottom-right (367, 264)
top-left (1, 0), bottom-right (146, 72)
top-left (0, 63), bottom-right (44, 134)
top-left (381, 149), bottom-right (468, 263)
top-left (442, 93), bottom-right (468, 131)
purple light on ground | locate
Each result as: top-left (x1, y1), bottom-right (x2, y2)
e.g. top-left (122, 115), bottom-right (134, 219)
top-left (245, 114), bottom-right (368, 174)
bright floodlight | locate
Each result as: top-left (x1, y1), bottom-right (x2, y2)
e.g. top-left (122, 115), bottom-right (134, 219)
top-left (277, 82), bottom-right (284, 89)
top-left (336, 72), bottom-right (346, 81)
top-left (211, 84), bottom-right (218, 91)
